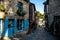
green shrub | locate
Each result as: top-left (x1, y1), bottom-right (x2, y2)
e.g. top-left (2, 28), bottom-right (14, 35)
top-left (0, 5), bottom-right (5, 11)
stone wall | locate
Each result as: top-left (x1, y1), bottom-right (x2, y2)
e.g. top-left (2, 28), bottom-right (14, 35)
top-left (47, 0), bottom-right (60, 26)
top-left (48, 0), bottom-right (60, 15)
top-left (1, 0), bottom-right (29, 19)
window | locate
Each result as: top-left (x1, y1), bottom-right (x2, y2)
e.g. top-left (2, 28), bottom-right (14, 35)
top-left (17, 2), bottom-right (23, 13)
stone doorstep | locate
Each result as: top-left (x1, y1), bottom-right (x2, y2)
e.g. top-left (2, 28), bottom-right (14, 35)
top-left (12, 31), bottom-right (28, 37)
top-left (3, 37), bottom-right (11, 40)
top-left (16, 31), bottom-right (28, 35)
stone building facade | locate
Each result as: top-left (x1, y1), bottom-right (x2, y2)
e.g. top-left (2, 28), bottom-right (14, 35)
top-left (0, 0), bottom-right (30, 39)
top-left (0, 0), bottom-right (37, 39)
top-left (1, 0), bottom-right (29, 19)
top-left (44, 0), bottom-right (60, 35)
top-left (27, 3), bottom-right (36, 33)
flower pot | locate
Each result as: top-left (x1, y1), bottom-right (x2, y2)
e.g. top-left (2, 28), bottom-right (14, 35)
top-left (0, 11), bottom-right (5, 19)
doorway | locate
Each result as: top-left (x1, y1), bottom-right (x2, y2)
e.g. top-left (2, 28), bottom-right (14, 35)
top-left (17, 19), bottom-right (23, 31)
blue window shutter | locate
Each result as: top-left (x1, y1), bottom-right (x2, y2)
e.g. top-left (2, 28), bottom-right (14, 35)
top-left (4, 18), bottom-right (8, 37)
top-left (14, 18), bottom-right (17, 33)
top-left (23, 19), bottom-right (29, 31)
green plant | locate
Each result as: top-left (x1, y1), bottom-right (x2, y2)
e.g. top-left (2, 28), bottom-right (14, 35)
top-left (0, 5), bottom-right (5, 11)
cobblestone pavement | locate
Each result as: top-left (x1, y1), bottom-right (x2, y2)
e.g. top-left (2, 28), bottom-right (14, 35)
top-left (11, 27), bottom-right (58, 40)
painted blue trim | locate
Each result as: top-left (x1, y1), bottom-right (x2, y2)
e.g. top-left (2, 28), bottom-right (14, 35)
top-left (3, 18), bottom-right (29, 38)
top-left (4, 18), bottom-right (8, 37)
top-left (4, 18), bottom-right (13, 37)
top-left (8, 28), bottom-right (13, 37)
top-left (23, 19), bottom-right (29, 31)
top-left (8, 19), bottom-right (13, 37)
top-left (14, 18), bottom-right (17, 34)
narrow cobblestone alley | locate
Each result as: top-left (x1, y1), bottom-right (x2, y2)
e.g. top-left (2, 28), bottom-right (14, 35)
top-left (11, 27), bottom-right (58, 40)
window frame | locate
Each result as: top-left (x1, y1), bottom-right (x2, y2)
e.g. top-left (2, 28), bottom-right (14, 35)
top-left (17, 2), bottom-right (23, 13)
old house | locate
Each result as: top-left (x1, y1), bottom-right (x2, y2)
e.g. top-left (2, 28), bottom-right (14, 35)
top-left (0, 0), bottom-right (30, 39)
top-left (29, 3), bottom-right (36, 23)
top-left (44, 0), bottom-right (60, 35)
top-left (43, 0), bottom-right (49, 31)
top-left (27, 3), bottom-right (36, 33)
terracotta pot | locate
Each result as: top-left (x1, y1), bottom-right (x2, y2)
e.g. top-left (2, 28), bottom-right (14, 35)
top-left (0, 11), bottom-right (5, 19)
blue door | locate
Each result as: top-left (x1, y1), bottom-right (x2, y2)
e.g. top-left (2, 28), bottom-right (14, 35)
top-left (8, 19), bottom-right (14, 37)
top-left (17, 19), bottom-right (23, 32)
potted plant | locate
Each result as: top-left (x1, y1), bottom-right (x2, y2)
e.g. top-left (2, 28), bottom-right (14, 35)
top-left (0, 5), bottom-right (5, 19)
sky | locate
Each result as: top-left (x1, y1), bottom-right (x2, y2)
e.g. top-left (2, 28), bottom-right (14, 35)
top-left (30, 0), bottom-right (46, 14)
